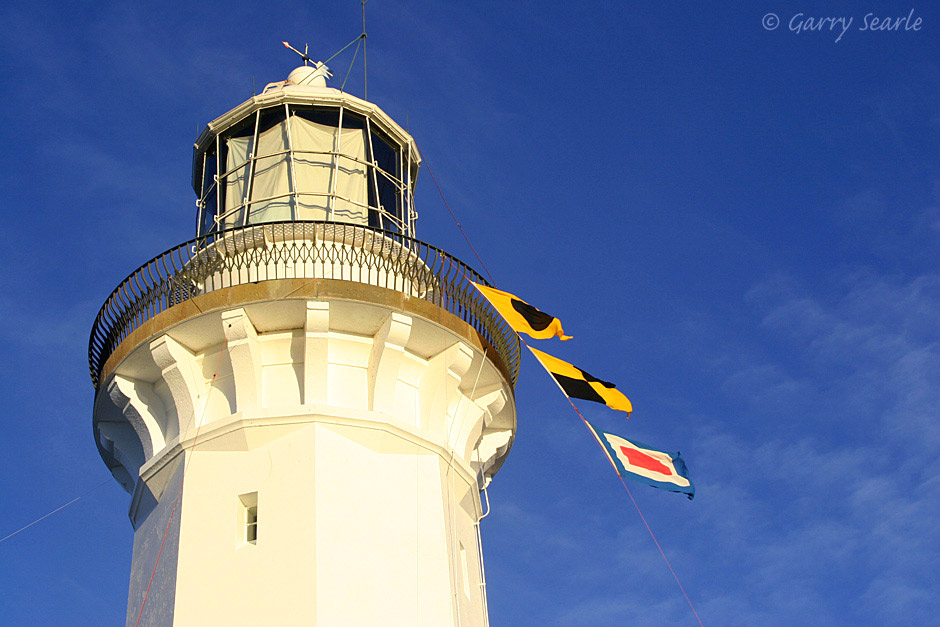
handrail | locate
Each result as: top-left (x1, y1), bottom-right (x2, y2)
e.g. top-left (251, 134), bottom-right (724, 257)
top-left (88, 221), bottom-right (520, 389)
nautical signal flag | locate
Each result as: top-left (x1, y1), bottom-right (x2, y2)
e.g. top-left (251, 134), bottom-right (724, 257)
top-left (472, 282), bottom-right (572, 341)
top-left (587, 422), bottom-right (695, 499)
top-left (528, 346), bottom-right (632, 415)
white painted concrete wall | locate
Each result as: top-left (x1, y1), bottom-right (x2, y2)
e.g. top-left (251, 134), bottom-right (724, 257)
top-left (96, 297), bottom-right (515, 626)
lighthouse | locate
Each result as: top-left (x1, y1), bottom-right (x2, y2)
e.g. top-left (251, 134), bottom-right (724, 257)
top-left (88, 59), bottom-right (519, 626)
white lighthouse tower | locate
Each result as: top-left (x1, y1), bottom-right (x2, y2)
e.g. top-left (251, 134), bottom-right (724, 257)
top-left (88, 58), bottom-right (518, 626)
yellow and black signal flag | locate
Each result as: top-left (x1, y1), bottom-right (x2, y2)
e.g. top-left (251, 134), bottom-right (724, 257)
top-left (529, 346), bottom-right (632, 415)
top-left (472, 282), bottom-right (572, 341)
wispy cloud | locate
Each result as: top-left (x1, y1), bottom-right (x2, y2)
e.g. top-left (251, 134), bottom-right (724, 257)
top-left (681, 266), bottom-right (940, 625)
top-left (503, 264), bottom-right (940, 626)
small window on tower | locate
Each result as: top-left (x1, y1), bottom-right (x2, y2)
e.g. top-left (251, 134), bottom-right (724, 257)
top-left (246, 505), bottom-right (258, 543)
top-left (238, 492), bottom-right (259, 546)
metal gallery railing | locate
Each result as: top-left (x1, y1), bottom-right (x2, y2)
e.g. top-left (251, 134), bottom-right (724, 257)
top-left (88, 221), bottom-right (520, 388)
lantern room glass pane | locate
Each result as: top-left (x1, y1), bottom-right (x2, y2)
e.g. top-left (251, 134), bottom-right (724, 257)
top-left (371, 129), bottom-right (401, 232)
top-left (199, 147), bottom-right (218, 236)
top-left (223, 135), bottom-right (253, 228)
top-left (290, 113), bottom-right (367, 223)
top-left (220, 115), bottom-right (257, 229)
top-left (195, 102), bottom-right (417, 237)
top-left (247, 107), bottom-right (292, 224)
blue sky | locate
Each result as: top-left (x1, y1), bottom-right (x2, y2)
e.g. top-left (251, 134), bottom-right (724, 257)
top-left (1, 1), bottom-right (939, 625)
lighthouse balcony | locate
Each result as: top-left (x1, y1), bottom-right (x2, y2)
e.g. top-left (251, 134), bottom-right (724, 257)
top-left (89, 220), bottom-right (520, 496)
top-left (89, 221), bottom-right (519, 390)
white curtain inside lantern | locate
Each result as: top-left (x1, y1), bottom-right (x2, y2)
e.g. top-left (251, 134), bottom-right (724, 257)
top-left (290, 115), bottom-right (368, 223)
top-left (220, 111), bottom-right (370, 229)
top-left (248, 120), bottom-right (292, 224)
top-left (223, 134), bottom-right (254, 228)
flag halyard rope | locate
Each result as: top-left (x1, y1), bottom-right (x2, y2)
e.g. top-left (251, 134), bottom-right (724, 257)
top-left (615, 474), bottom-right (705, 627)
top-left (133, 487), bottom-right (183, 627)
top-left (427, 160), bottom-right (705, 623)
top-left (0, 478), bottom-right (111, 546)
top-left (133, 349), bottom-right (226, 627)
top-left (423, 158), bottom-right (497, 285)
top-left (523, 340), bottom-right (704, 626)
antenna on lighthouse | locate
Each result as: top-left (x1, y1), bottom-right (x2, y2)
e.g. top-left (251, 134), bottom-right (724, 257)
top-left (361, 0), bottom-right (368, 99)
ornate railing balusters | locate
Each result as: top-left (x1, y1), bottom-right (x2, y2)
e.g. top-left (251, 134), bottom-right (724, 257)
top-left (89, 221), bottom-right (520, 388)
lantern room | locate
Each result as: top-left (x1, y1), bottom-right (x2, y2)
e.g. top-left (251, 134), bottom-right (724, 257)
top-left (192, 64), bottom-right (421, 238)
